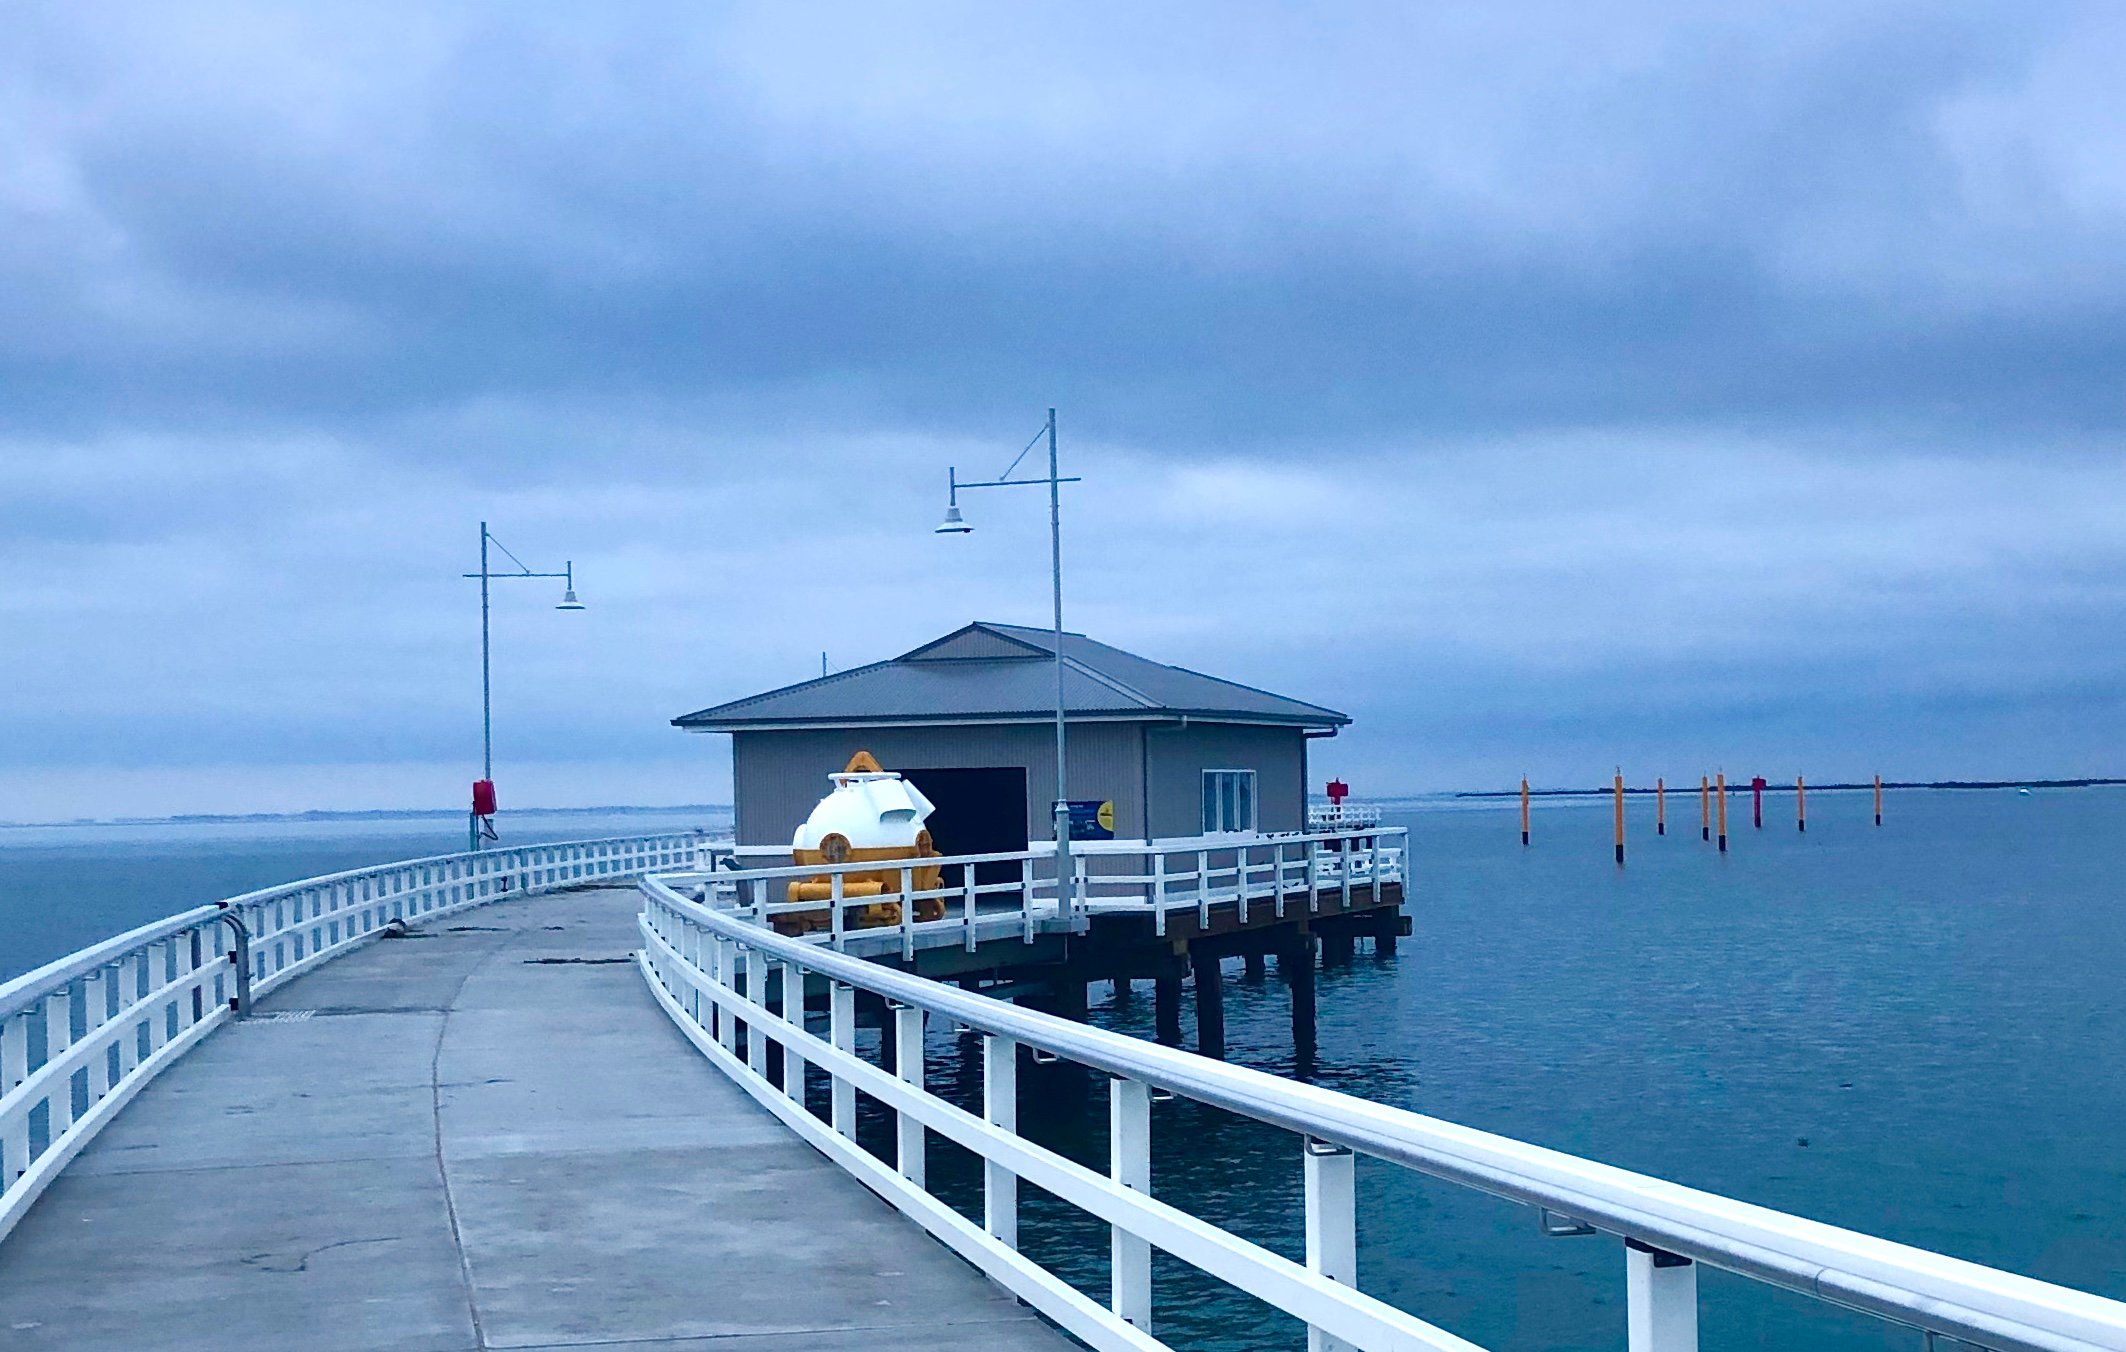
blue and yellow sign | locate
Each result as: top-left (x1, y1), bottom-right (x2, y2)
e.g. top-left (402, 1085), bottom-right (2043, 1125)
top-left (1060, 799), bottom-right (1117, 840)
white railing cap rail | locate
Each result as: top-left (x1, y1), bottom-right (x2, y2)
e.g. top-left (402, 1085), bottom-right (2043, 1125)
top-left (2, 831), bottom-right (712, 1020)
top-left (0, 905), bottom-right (225, 1019)
top-left (203, 829), bottom-right (710, 913)
top-left (642, 876), bottom-right (2126, 1352)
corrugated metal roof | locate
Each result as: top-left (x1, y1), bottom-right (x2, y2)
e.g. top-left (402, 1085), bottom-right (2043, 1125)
top-left (672, 622), bottom-right (1349, 731)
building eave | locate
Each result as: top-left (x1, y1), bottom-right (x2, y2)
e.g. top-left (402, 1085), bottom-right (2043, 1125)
top-left (673, 709), bottom-right (1348, 735)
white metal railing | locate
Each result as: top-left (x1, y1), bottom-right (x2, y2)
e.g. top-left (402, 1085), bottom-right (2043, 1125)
top-left (664, 827), bottom-right (1406, 958)
top-left (1307, 803), bottom-right (1384, 831)
top-left (0, 830), bottom-right (716, 1241)
top-left (637, 876), bottom-right (2126, 1352)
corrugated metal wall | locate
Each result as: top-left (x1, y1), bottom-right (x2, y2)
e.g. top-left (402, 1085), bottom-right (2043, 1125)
top-left (730, 721), bottom-right (1147, 847)
top-left (1143, 723), bottom-right (1308, 836)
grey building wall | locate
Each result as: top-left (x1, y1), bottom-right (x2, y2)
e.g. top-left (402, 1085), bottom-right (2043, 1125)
top-left (1142, 722), bottom-right (1308, 837)
top-left (730, 721), bottom-right (1148, 849)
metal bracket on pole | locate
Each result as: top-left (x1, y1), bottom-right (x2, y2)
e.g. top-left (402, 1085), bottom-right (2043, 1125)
top-left (1541, 1207), bottom-right (1598, 1237)
top-left (217, 905), bottom-right (252, 1016)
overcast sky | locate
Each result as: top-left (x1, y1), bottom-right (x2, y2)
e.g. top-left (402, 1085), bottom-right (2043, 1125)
top-left (5, 2), bottom-right (2125, 819)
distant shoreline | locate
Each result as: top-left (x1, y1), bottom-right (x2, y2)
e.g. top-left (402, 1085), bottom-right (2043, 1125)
top-left (1454, 778), bottom-right (2126, 799)
top-left (5, 779), bottom-right (2115, 828)
top-left (0, 804), bottom-right (732, 830)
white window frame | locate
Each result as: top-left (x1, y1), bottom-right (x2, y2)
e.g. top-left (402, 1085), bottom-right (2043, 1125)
top-left (1201, 769), bottom-right (1258, 835)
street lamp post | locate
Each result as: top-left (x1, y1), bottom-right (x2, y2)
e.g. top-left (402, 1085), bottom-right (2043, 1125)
top-left (936, 409), bottom-right (1085, 924)
top-left (464, 521), bottom-right (585, 849)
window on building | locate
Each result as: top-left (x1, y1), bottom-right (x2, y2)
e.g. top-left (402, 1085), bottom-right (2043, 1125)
top-left (1201, 769), bottom-right (1257, 834)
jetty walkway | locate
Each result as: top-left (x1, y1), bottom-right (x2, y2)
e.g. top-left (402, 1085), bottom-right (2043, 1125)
top-left (6, 830), bottom-right (2126, 1351)
top-left (0, 884), bottom-right (1068, 1351)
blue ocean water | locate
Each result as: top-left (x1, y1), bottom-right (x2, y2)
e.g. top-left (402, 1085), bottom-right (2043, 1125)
top-left (3, 790), bottom-right (2120, 1349)
top-left (967, 786), bottom-right (2126, 1350)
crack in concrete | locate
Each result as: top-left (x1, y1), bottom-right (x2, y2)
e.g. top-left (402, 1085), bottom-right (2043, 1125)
top-left (239, 1235), bottom-right (400, 1274)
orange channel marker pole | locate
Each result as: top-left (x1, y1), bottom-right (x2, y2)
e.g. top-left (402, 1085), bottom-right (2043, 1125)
top-left (1700, 775), bottom-right (1710, 842)
top-left (1873, 773), bottom-right (1883, 827)
top-left (1716, 772), bottom-right (1728, 853)
top-left (1797, 775), bottom-right (1807, 833)
top-left (1656, 777), bottom-right (1666, 836)
top-left (1520, 777), bottom-right (1531, 847)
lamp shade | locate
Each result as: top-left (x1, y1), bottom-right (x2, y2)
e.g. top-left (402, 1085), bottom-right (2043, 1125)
top-left (934, 504), bottom-right (972, 534)
top-left (555, 587), bottom-right (586, 610)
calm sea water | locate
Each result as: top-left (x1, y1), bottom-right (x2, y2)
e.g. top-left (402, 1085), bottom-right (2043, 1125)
top-left (911, 788), bottom-right (2126, 1351)
top-left (3, 791), bottom-right (2121, 1350)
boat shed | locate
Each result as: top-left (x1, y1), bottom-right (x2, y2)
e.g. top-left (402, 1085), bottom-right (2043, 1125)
top-left (673, 621), bottom-right (1350, 856)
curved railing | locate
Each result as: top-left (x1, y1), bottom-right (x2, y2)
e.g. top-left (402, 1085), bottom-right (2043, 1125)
top-left (0, 831), bottom-right (714, 1240)
top-left (636, 875), bottom-right (2126, 1352)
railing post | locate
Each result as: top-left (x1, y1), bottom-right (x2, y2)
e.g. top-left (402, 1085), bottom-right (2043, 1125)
top-left (962, 866), bottom-right (978, 952)
top-left (830, 982), bottom-right (856, 1138)
top-left (1626, 1240), bottom-right (1699, 1352)
top-left (1, 1012), bottom-right (28, 1179)
top-left (893, 1003), bottom-right (925, 1188)
top-left (82, 967), bottom-right (109, 1103)
top-left (780, 960), bottom-right (807, 1103)
top-left (829, 871), bottom-right (845, 950)
top-left (899, 865), bottom-right (916, 960)
top-left (983, 1034), bottom-right (1018, 1248)
top-left (1020, 856), bottom-right (1037, 942)
top-left (1237, 843), bottom-right (1251, 923)
top-left (744, 947), bottom-right (767, 1075)
top-left (682, 924), bottom-right (702, 1027)
top-left (1273, 841), bottom-right (1286, 918)
top-left (44, 990), bottom-right (74, 1138)
top-left (1152, 851), bottom-right (1167, 938)
top-left (1307, 837), bottom-right (1322, 913)
top-left (1197, 849), bottom-right (1212, 928)
top-left (1304, 1137), bottom-right (1357, 1352)
top-left (1110, 1076), bottom-right (1152, 1331)
top-left (711, 937), bottom-right (734, 1051)
top-left (1339, 832), bottom-right (1353, 912)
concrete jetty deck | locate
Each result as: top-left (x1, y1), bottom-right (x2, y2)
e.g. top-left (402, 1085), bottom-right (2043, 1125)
top-left (0, 886), bottom-right (1073, 1352)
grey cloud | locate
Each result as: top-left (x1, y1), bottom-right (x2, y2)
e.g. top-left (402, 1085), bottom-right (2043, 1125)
top-left (4, 2), bottom-right (2126, 815)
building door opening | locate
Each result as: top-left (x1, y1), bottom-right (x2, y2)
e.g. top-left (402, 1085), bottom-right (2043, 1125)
top-left (903, 767), bottom-right (1029, 887)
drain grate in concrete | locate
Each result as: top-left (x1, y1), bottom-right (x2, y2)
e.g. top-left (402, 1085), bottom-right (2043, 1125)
top-left (249, 1010), bottom-right (316, 1024)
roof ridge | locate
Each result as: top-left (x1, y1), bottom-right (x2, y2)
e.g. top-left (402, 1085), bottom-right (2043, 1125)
top-left (1059, 654), bottom-right (1159, 708)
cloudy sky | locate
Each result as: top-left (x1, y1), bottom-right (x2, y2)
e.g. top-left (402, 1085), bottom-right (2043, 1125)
top-left (5, 2), bottom-right (2125, 819)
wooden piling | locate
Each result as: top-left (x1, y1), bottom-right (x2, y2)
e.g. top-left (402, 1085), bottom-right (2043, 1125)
top-left (1520, 777), bottom-right (1531, 846)
top-left (1716, 772), bottom-right (1728, 852)
top-left (1656, 777), bottom-right (1666, 835)
top-left (1191, 946), bottom-right (1226, 1059)
top-left (1153, 975), bottom-right (1183, 1046)
top-left (1613, 772), bottom-right (1625, 865)
top-left (1874, 773), bottom-right (1883, 827)
top-left (1752, 775), bottom-right (1765, 830)
top-left (1285, 932), bottom-right (1317, 1054)
top-left (1700, 775), bottom-right (1711, 842)
top-left (1797, 775), bottom-right (1806, 833)
top-left (1243, 951), bottom-right (1266, 978)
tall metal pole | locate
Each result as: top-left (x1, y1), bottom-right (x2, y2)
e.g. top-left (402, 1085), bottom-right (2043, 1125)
top-left (479, 522), bottom-right (493, 783)
top-left (1047, 407), bottom-right (1073, 924)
